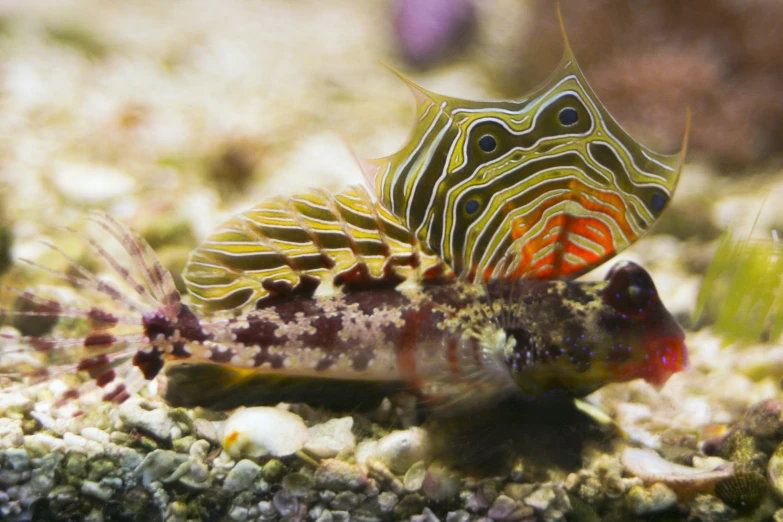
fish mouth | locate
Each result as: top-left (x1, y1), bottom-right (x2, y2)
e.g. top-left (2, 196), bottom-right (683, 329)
top-left (644, 336), bottom-right (689, 389)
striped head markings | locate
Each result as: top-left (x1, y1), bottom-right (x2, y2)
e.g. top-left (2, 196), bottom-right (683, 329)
top-left (359, 6), bottom-right (690, 282)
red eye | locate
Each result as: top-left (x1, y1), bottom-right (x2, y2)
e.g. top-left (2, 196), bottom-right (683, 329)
top-left (603, 261), bottom-right (658, 318)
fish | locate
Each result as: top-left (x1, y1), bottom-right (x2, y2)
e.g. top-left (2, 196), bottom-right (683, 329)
top-left (0, 7), bottom-right (688, 413)
top-left (0, 209), bottom-right (686, 414)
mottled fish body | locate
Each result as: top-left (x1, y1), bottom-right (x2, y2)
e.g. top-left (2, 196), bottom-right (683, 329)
top-left (162, 264), bottom-right (687, 412)
top-left (1, 215), bottom-right (686, 412)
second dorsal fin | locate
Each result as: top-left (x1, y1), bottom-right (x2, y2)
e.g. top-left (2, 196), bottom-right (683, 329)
top-left (183, 185), bottom-right (453, 314)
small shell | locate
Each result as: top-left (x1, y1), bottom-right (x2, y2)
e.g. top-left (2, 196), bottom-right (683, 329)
top-left (714, 471), bottom-right (767, 511)
top-left (221, 407), bottom-right (309, 459)
top-left (621, 447), bottom-right (734, 492)
top-left (768, 442), bottom-right (783, 501)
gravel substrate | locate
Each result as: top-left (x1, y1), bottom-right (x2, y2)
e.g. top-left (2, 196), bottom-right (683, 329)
top-left (2, 1), bottom-right (783, 521)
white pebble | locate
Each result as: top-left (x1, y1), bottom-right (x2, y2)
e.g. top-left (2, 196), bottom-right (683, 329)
top-left (375, 428), bottom-right (430, 474)
top-left (621, 447), bottom-right (733, 491)
top-left (403, 461), bottom-right (426, 492)
top-left (0, 392), bottom-right (32, 412)
top-left (135, 449), bottom-right (187, 486)
top-left (626, 483), bottom-right (677, 516)
top-left (221, 407), bottom-right (309, 459)
top-left (189, 440), bottom-right (211, 461)
top-left (62, 433), bottom-right (104, 455)
top-left (119, 400), bottom-right (175, 441)
top-left (525, 486), bottom-right (556, 511)
top-left (194, 419), bottom-right (220, 445)
top-left (304, 417), bottom-right (356, 458)
top-left (29, 412), bottom-right (56, 431)
top-left (53, 163), bottom-right (136, 204)
top-left (80, 427), bottom-right (110, 445)
top-left (223, 459), bottom-right (262, 493)
top-left (355, 440), bottom-right (379, 469)
top-left (81, 480), bottom-right (114, 502)
top-left (23, 433), bottom-right (64, 454)
top-left (692, 456), bottom-right (731, 471)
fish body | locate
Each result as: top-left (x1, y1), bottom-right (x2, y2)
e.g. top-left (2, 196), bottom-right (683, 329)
top-left (1, 215), bottom-right (686, 412)
top-left (162, 262), bottom-right (686, 412)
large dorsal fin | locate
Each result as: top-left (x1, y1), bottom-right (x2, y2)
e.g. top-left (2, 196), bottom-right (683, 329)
top-left (357, 4), bottom-right (689, 282)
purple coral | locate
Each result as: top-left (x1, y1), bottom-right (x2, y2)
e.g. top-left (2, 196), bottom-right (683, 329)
top-left (393, 0), bottom-right (476, 68)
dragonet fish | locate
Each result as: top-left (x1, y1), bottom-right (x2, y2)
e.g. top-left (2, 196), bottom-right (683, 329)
top-left (1, 212), bottom-right (685, 412)
top-left (0, 7), bottom-right (688, 413)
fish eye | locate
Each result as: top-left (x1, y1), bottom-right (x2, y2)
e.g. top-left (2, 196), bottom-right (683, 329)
top-left (650, 193), bottom-right (668, 213)
top-left (478, 134), bottom-right (497, 153)
top-left (626, 284), bottom-right (644, 304)
top-left (558, 107), bottom-right (579, 126)
top-left (603, 261), bottom-right (657, 317)
top-left (465, 199), bottom-right (480, 215)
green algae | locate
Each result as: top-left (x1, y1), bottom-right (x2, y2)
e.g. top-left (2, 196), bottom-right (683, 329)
top-left (45, 24), bottom-right (111, 60)
top-left (696, 230), bottom-right (783, 345)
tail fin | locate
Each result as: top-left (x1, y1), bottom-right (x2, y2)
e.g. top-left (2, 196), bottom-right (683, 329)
top-left (0, 213), bottom-right (181, 408)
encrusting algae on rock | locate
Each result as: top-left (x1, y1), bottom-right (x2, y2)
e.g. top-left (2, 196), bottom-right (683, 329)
top-left (0, 5), bottom-right (699, 521)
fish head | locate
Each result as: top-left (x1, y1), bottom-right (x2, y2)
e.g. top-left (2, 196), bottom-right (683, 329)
top-left (597, 260), bottom-right (688, 389)
top-left (501, 260), bottom-right (687, 398)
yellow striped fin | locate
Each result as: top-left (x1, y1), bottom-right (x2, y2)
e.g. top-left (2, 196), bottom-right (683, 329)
top-left (183, 185), bottom-right (451, 314)
top-left (359, 7), bottom-right (689, 282)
